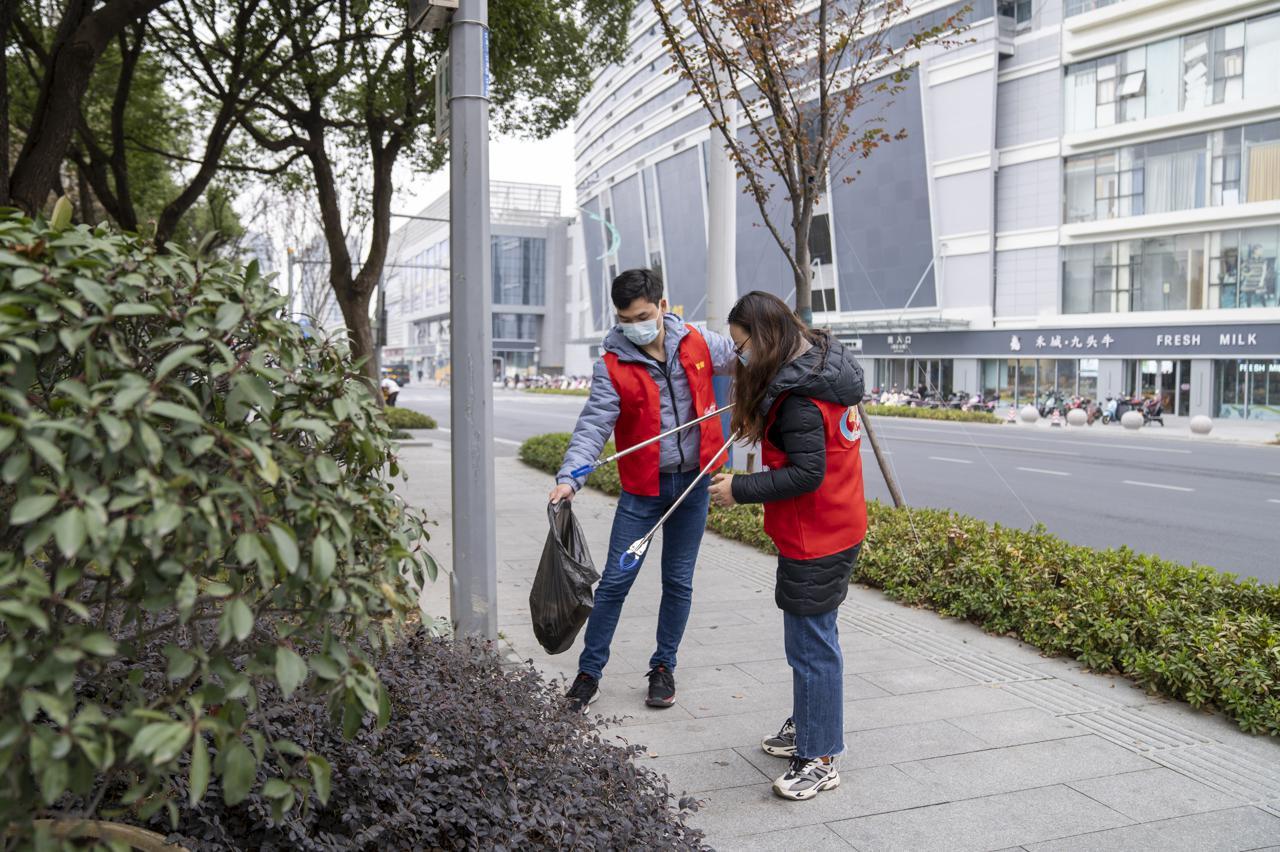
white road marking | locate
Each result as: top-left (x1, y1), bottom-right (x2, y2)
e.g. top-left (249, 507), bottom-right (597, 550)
top-left (1122, 480), bottom-right (1194, 492)
top-left (929, 456), bottom-right (973, 464)
top-left (435, 426), bottom-right (520, 447)
top-left (882, 435), bottom-right (1081, 457)
top-left (1017, 467), bottom-right (1070, 476)
top-left (1269, 499), bottom-right (1280, 504)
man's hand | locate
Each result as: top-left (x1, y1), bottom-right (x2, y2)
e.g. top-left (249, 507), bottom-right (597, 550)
top-left (549, 483), bottom-right (576, 504)
top-left (709, 473), bottom-right (736, 507)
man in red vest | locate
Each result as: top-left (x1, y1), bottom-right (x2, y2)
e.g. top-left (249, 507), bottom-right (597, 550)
top-left (549, 269), bottom-right (737, 713)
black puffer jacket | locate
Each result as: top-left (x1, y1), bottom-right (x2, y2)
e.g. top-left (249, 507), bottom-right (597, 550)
top-left (730, 333), bottom-right (865, 615)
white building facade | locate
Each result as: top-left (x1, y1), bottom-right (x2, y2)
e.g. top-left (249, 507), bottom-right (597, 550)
top-left (381, 182), bottom-right (570, 382)
top-left (570, 0), bottom-right (1280, 419)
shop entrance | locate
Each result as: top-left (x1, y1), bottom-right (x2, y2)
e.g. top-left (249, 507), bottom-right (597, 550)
top-left (1134, 360), bottom-right (1191, 415)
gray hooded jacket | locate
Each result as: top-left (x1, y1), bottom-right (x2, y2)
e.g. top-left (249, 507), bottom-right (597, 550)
top-left (556, 314), bottom-right (737, 491)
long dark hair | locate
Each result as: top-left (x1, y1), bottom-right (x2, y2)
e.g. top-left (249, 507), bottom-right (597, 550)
top-left (728, 291), bottom-right (818, 443)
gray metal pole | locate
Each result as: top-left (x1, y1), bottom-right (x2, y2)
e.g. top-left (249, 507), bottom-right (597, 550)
top-left (448, 0), bottom-right (496, 639)
top-left (705, 102), bottom-right (737, 334)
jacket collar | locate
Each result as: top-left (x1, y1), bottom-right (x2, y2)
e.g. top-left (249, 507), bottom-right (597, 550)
top-left (603, 313), bottom-right (689, 364)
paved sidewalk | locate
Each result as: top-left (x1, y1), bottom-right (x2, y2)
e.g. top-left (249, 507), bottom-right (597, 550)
top-left (400, 443), bottom-right (1280, 851)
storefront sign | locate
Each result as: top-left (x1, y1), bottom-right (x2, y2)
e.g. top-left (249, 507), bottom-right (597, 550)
top-left (845, 322), bottom-right (1280, 358)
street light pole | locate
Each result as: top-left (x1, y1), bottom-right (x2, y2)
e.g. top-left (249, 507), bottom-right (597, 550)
top-left (448, 0), bottom-right (496, 639)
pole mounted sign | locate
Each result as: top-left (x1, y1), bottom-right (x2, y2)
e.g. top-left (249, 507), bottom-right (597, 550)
top-left (408, 0), bottom-right (458, 31)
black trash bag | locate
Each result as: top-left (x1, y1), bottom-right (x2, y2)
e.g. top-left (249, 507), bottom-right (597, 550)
top-left (530, 502), bottom-right (600, 655)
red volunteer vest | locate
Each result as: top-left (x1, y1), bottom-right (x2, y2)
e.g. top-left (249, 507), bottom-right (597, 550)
top-left (760, 396), bottom-right (867, 560)
top-left (603, 326), bottom-right (726, 497)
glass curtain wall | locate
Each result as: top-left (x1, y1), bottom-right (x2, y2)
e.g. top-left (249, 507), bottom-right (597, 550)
top-left (1216, 359), bottom-right (1280, 419)
top-left (1065, 13), bottom-right (1280, 134)
top-left (982, 359), bottom-right (1103, 404)
top-left (1065, 227), bottom-right (1275, 313)
top-left (491, 236), bottom-right (546, 306)
top-left (1065, 119), bottom-right (1280, 221)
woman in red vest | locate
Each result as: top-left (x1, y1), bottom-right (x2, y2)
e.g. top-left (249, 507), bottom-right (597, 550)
top-left (708, 290), bottom-right (867, 801)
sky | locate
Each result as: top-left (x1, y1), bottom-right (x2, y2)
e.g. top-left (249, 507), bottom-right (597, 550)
top-left (392, 127), bottom-right (579, 219)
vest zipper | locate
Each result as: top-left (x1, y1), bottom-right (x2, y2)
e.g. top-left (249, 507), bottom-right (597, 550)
top-left (659, 358), bottom-right (686, 469)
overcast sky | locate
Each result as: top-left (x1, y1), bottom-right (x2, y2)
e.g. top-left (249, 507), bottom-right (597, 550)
top-left (393, 127), bottom-right (579, 219)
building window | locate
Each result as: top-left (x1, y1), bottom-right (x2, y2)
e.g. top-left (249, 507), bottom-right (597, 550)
top-left (998, 0), bottom-right (1031, 25)
top-left (491, 236), bottom-right (546, 305)
top-left (1216, 360), bottom-right (1280, 420)
top-left (1065, 0), bottom-right (1120, 16)
top-left (1245, 119), bottom-right (1280, 203)
top-left (1064, 12), bottom-right (1275, 133)
top-left (492, 313), bottom-right (538, 341)
top-left (1068, 227), bottom-right (1277, 313)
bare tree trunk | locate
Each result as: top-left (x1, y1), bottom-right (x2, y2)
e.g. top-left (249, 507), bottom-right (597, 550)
top-left (793, 212), bottom-right (813, 327)
top-left (8, 0), bottom-right (167, 213)
top-left (0, 0), bottom-right (14, 206)
top-left (75, 160), bottom-right (96, 225)
top-left (336, 290), bottom-right (381, 405)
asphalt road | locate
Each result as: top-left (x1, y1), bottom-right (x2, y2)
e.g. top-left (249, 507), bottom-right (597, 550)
top-left (397, 385), bottom-right (1280, 585)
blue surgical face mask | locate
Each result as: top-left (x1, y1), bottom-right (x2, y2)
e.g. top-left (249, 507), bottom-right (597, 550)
top-left (736, 349), bottom-right (750, 366)
top-left (620, 318), bottom-right (660, 346)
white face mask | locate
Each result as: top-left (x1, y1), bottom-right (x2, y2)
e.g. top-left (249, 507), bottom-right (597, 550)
top-left (620, 318), bottom-right (660, 346)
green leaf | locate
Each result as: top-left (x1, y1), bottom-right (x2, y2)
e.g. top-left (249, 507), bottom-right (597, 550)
top-left (0, 600), bottom-right (51, 631)
top-left (176, 573), bottom-right (197, 618)
top-left (312, 535), bottom-right (336, 583)
top-left (262, 778), bottom-right (291, 799)
top-left (50, 195), bottom-right (73, 230)
top-left (228, 598), bottom-right (253, 643)
top-left (154, 344), bottom-right (204, 381)
top-left (150, 400), bottom-right (205, 425)
top-left (112, 302), bottom-right (161, 317)
top-left (52, 508), bottom-right (86, 559)
top-left (189, 734), bottom-right (210, 805)
top-left (314, 455), bottom-right (340, 484)
top-left (79, 632), bottom-right (117, 657)
top-left (215, 302), bottom-right (244, 331)
top-left (10, 494), bottom-right (58, 525)
top-left (13, 266), bottom-right (44, 288)
top-left (130, 721), bottom-right (190, 767)
top-left (221, 740), bottom-right (256, 806)
top-left (268, 523), bottom-right (299, 574)
top-left (274, 646), bottom-right (307, 699)
top-left (306, 754), bottom-right (332, 805)
top-left (309, 656), bottom-right (340, 680)
top-left (25, 435), bottom-right (65, 477)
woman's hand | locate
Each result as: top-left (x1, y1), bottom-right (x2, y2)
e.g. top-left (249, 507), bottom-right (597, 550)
top-left (709, 473), bottom-right (736, 507)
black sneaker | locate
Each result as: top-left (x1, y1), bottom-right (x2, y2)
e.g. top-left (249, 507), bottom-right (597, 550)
top-left (762, 717), bottom-right (797, 757)
top-left (565, 672), bottom-right (599, 714)
top-left (646, 665), bottom-right (676, 708)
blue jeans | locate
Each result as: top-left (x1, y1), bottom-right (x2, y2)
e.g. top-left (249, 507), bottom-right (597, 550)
top-left (784, 608), bottom-right (844, 759)
top-left (578, 470), bottom-right (710, 680)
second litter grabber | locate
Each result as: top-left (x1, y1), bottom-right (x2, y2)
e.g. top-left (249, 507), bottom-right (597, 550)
top-left (618, 430), bottom-right (739, 572)
top-left (570, 404), bottom-right (735, 479)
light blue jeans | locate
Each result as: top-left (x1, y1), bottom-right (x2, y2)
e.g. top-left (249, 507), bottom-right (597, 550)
top-left (784, 608), bottom-right (844, 759)
top-left (578, 470), bottom-right (709, 680)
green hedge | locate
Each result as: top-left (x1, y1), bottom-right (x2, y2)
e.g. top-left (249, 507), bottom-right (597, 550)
top-left (522, 387), bottom-right (591, 396)
top-left (385, 407), bottom-right (437, 430)
top-left (520, 432), bottom-right (1280, 736)
top-left (864, 404), bottom-right (1001, 424)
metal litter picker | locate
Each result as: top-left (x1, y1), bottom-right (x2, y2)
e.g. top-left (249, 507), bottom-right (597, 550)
top-left (618, 430), bottom-right (740, 572)
top-left (568, 404), bottom-right (735, 479)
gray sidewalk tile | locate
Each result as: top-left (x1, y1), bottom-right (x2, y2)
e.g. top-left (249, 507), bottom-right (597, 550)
top-left (675, 674), bottom-right (888, 720)
top-left (948, 707), bottom-right (1088, 747)
top-left (829, 785), bottom-right (1133, 852)
top-left (1024, 806), bottom-right (1280, 852)
top-left (896, 735), bottom-right (1155, 798)
top-left (1028, 659), bottom-right (1169, 709)
top-left (690, 765), bottom-right (949, 839)
top-left (1067, 767), bottom-right (1241, 822)
top-left (606, 709), bottom-right (787, 757)
top-left (844, 684), bottom-right (1033, 732)
top-left (859, 663), bottom-right (979, 694)
top-left (734, 646), bottom-right (930, 684)
top-left (736, 718), bottom-right (992, 777)
top-left (714, 823), bottom-right (855, 851)
top-left (637, 748), bottom-right (771, 794)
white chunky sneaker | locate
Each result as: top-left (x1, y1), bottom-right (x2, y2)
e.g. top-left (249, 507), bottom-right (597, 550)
top-left (772, 756), bottom-right (840, 801)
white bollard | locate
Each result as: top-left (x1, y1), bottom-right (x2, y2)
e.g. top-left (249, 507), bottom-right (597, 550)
top-left (1066, 408), bottom-right (1087, 427)
top-left (1121, 410), bottom-right (1144, 430)
top-left (1190, 415), bottom-right (1213, 435)
top-left (1020, 404), bottom-right (1040, 424)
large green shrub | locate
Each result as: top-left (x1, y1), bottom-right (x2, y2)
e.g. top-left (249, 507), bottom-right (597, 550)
top-left (864, 404), bottom-right (1000, 424)
top-left (0, 213), bottom-right (434, 835)
top-left (519, 432), bottom-right (1280, 736)
top-left (383, 407), bottom-right (436, 431)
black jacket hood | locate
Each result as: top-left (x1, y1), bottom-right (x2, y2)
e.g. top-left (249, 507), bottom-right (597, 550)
top-left (759, 332), bottom-right (864, 415)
